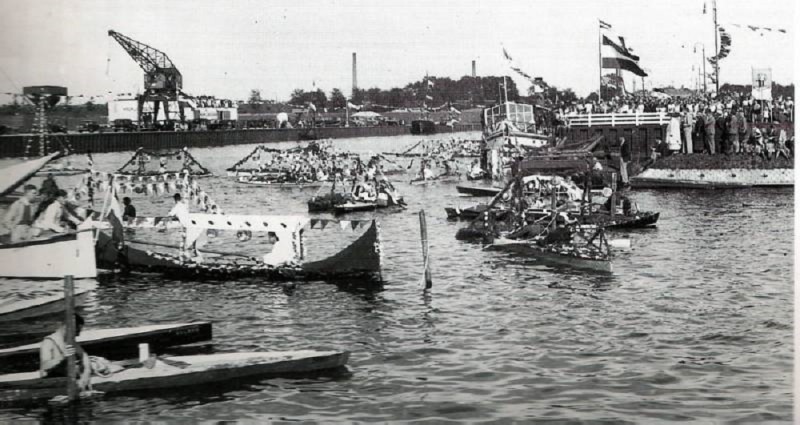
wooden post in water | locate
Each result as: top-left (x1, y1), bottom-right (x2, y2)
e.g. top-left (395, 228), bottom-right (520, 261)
top-left (550, 187), bottom-right (557, 230)
top-left (419, 210), bottom-right (432, 289)
top-left (64, 275), bottom-right (78, 401)
top-left (610, 172), bottom-right (617, 219)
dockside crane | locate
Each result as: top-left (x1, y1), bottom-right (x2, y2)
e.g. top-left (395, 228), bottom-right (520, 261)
top-left (108, 29), bottom-right (186, 125)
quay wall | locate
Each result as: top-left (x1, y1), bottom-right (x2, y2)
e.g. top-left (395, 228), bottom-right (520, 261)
top-left (631, 168), bottom-right (793, 187)
top-left (0, 124), bottom-right (480, 157)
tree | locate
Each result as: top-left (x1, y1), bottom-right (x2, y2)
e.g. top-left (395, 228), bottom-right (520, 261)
top-left (248, 89), bottom-right (262, 105)
top-left (311, 89), bottom-right (328, 109)
top-left (330, 88), bottom-right (346, 108)
top-left (289, 89), bottom-right (306, 105)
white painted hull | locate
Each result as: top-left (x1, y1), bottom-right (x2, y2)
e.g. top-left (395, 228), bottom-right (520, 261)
top-left (0, 229), bottom-right (97, 279)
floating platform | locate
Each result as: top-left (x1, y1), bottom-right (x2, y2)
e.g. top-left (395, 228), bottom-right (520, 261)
top-left (631, 168), bottom-right (793, 188)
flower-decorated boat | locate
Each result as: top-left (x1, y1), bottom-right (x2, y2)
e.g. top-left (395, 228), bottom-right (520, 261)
top-left (94, 212), bottom-right (383, 285)
top-left (116, 147), bottom-right (212, 177)
top-left (308, 159), bottom-right (406, 215)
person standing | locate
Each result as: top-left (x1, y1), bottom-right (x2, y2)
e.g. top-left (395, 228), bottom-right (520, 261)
top-left (728, 106), bottom-right (741, 153)
top-left (619, 137), bottom-right (631, 185)
top-left (122, 197), bottom-right (137, 222)
top-left (704, 109), bottom-right (716, 154)
top-left (681, 108), bottom-right (694, 154)
top-left (3, 184), bottom-right (40, 242)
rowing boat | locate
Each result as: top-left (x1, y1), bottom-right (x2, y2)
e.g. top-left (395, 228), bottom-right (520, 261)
top-left (0, 350), bottom-right (349, 404)
top-left (0, 322), bottom-right (212, 373)
top-left (237, 175), bottom-right (326, 188)
top-left (0, 290), bottom-right (90, 322)
top-left (455, 185), bottom-right (502, 197)
top-left (488, 237), bottom-right (613, 273)
top-left (0, 227), bottom-right (97, 279)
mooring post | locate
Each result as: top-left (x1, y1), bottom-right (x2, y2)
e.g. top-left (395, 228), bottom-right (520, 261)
top-left (610, 172), bottom-right (618, 219)
top-left (419, 210), bottom-right (432, 289)
top-left (64, 275), bottom-right (78, 401)
top-left (550, 188), bottom-right (557, 230)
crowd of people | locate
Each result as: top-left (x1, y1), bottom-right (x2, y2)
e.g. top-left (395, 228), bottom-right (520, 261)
top-left (552, 91), bottom-right (794, 124)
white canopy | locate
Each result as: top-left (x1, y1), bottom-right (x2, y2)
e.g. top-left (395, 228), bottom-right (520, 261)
top-left (351, 111), bottom-right (382, 118)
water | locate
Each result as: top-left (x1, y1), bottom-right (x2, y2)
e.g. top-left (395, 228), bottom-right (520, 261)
top-left (0, 132), bottom-right (793, 423)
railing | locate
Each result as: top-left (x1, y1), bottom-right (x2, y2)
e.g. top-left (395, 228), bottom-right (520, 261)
top-left (565, 112), bottom-right (669, 128)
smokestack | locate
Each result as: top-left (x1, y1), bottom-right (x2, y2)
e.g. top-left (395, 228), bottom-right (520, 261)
top-left (352, 52), bottom-right (358, 97)
top-left (472, 60), bottom-right (476, 78)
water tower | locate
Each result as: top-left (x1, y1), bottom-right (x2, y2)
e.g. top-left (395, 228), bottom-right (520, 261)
top-left (22, 85), bottom-right (68, 156)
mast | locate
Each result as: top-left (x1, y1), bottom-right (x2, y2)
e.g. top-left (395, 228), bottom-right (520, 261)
top-left (712, 0), bottom-right (719, 92)
top-left (503, 76), bottom-right (508, 103)
top-left (598, 20), bottom-right (603, 101)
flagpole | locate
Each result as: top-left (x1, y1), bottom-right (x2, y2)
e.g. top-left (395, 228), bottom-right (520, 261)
top-left (598, 20), bottom-right (603, 101)
top-left (713, 0), bottom-right (719, 92)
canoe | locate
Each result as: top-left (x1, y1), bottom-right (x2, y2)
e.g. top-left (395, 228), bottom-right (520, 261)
top-left (334, 202), bottom-right (380, 214)
top-left (445, 204), bottom-right (489, 220)
top-left (237, 176), bottom-right (325, 188)
top-left (0, 227), bottom-right (97, 279)
top-left (409, 174), bottom-right (460, 186)
top-left (0, 350), bottom-right (349, 404)
top-left (0, 322), bottom-right (212, 373)
top-left (456, 185), bottom-right (501, 197)
top-left (488, 238), bottom-right (613, 273)
top-left (0, 290), bottom-right (90, 322)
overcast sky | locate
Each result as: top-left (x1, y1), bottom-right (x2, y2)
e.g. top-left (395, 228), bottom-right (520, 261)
top-left (0, 0), bottom-right (794, 103)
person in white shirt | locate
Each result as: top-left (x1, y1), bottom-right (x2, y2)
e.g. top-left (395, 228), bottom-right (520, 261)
top-left (168, 193), bottom-right (189, 223)
top-left (262, 231), bottom-right (298, 266)
top-left (33, 190), bottom-right (82, 233)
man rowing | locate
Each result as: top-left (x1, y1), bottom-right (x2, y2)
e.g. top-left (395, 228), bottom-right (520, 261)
top-left (3, 184), bottom-right (40, 243)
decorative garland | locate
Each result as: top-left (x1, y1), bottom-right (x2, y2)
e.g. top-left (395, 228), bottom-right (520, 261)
top-left (78, 170), bottom-right (223, 214)
top-left (117, 147), bottom-right (211, 176)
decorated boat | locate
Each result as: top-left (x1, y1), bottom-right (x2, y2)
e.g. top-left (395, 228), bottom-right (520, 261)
top-left (116, 147), bottom-right (212, 177)
top-left (0, 153), bottom-right (98, 279)
top-left (0, 350), bottom-right (349, 404)
top-left (94, 212), bottom-right (383, 284)
top-left (308, 161), bottom-right (405, 215)
top-left (226, 140), bottom-right (351, 182)
top-left (0, 322), bottom-right (212, 373)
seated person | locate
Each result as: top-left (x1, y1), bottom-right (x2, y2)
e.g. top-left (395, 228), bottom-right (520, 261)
top-left (122, 197), bottom-right (137, 222)
top-left (3, 184), bottom-right (41, 243)
top-left (538, 215), bottom-right (573, 246)
top-left (262, 232), bottom-right (298, 266)
top-left (40, 314), bottom-right (92, 391)
top-left (33, 190), bottom-right (83, 233)
top-left (507, 216), bottom-right (546, 240)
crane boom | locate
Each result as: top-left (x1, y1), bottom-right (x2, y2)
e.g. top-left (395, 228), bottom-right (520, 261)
top-left (108, 29), bottom-right (182, 91)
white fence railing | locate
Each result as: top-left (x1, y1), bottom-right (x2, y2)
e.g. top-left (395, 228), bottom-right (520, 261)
top-left (565, 112), bottom-right (670, 128)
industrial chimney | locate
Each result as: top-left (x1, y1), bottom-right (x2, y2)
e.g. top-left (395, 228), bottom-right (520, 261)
top-left (352, 52), bottom-right (358, 97)
top-left (472, 60), bottom-right (476, 78)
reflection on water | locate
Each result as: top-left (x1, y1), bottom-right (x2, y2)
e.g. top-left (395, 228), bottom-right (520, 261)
top-left (0, 132), bottom-right (793, 422)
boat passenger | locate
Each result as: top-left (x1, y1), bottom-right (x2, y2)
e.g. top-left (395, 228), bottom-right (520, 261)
top-left (168, 193), bottom-right (190, 223)
top-left (507, 215), bottom-right (546, 240)
top-left (33, 189), bottom-right (82, 233)
top-left (40, 173), bottom-right (60, 200)
top-left (3, 184), bottom-right (40, 243)
top-left (262, 231), bottom-right (298, 266)
top-left (538, 215), bottom-right (572, 246)
top-left (122, 197), bottom-right (137, 222)
top-left (40, 313), bottom-right (92, 391)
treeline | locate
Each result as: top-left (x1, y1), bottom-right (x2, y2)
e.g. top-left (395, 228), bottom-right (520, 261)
top-left (719, 83), bottom-right (794, 99)
top-left (250, 76), bottom-right (525, 111)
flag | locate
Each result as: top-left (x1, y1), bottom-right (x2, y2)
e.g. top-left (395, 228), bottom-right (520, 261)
top-left (427, 79), bottom-right (434, 88)
top-left (599, 19), bottom-right (612, 29)
top-left (308, 102), bottom-right (317, 112)
top-left (502, 47), bottom-right (513, 61)
top-left (601, 29), bottom-right (648, 77)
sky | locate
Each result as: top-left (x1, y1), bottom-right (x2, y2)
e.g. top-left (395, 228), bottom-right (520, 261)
top-left (0, 0), bottom-right (795, 104)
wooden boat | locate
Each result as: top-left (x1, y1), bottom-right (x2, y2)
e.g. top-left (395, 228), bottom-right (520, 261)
top-left (578, 211), bottom-right (660, 229)
top-left (237, 175), bottom-right (326, 188)
top-left (456, 185), bottom-right (502, 197)
top-left (0, 322), bottom-right (212, 373)
top-left (445, 204), bottom-right (490, 220)
top-left (0, 350), bottom-right (349, 404)
top-left (487, 236), bottom-right (612, 273)
top-left (409, 173), bottom-right (460, 185)
top-left (94, 214), bottom-right (382, 284)
top-left (0, 153), bottom-right (97, 279)
top-left (0, 290), bottom-right (90, 322)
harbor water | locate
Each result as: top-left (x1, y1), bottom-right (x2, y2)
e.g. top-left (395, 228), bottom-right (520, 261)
top-left (0, 132), bottom-right (793, 423)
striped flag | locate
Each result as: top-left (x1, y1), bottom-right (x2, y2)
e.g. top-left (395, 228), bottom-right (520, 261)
top-left (599, 19), bottom-right (612, 29)
top-left (601, 28), bottom-right (648, 77)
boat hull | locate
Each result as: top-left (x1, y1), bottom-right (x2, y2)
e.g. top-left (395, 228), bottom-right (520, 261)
top-left (0, 230), bottom-right (96, 279)
top-left (456, 185), bottom-right (501, 197)
top-left (0, 350), bottom-right (349, 404)
top-left (488, 239), bottom-right (612, 273)
top-left (0, 291), bottom-right (90, 322)
top-left (0, 322), bottom-right (213, 373)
